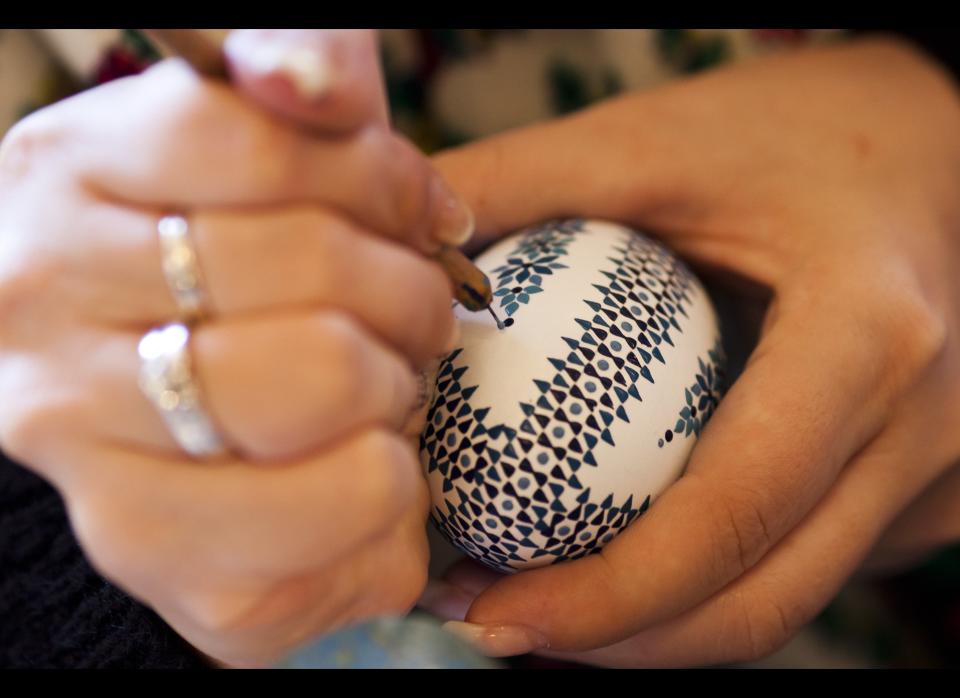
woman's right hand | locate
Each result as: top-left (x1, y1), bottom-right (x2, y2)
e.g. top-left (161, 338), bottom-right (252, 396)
top-left (0, 30), bottom-right (464, 667)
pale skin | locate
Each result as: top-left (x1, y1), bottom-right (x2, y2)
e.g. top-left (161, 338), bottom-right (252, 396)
top-left (0, 30), bottom-right (468, 668)
top-left (0, 30), bottom-right (958, 668)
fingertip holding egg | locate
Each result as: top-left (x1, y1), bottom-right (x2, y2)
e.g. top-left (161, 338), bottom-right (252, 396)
top-left (441, 621), bottom-right (549, 658)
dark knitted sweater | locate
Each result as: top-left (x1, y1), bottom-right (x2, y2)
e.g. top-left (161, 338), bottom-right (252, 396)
top-left (0, 453), bottom-right (208, 668)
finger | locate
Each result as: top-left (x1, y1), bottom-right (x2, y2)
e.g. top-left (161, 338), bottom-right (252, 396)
top-left (424, 411), bottom-right (946, 664)
top-left (41, 58), bottom-right (472, 250)
top-left (431, 103), bottom-right (662, 252)
top-left (537, 416), bottom-right (950, 668)
top-left (59, 200), bottom-right (456, 367)
top-left (436, 282), bottom-right (940, 652)
top-left (335, 483), bottom-right (432, 623)
top-left (864, 458), bottom-right (960, 574)
top-left (433, 90), bottom-right (819, 287)
top-left (153, 486), bottom-right (430, 669)
top-left (418, 558), bottom-right (502, 622)
top-left (78, 311), bottom-right (418, 461)
top-left (224, 29), bottom-right (390, 134)
top-left (63, 427), bottom-right (425, 594)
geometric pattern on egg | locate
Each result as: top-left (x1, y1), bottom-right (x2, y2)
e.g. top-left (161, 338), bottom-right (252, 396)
top-left (419, 220), bottom-right (726, 573)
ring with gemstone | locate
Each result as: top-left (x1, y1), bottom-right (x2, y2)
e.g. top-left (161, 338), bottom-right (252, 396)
top-left (157, 214), bottom-right (210, 322)
top-left (137, 322), bottom-right (228, 458)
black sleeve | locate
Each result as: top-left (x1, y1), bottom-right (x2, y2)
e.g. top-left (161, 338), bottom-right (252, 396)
top-left (0, 453), bottom-right (210, 669)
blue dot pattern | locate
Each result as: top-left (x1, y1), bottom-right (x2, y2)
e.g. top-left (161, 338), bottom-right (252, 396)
top-left (420, 220), bottom-right (725, 573)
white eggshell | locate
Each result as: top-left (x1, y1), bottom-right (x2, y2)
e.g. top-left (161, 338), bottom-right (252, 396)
top-left (419, 220), bottom-right (725, 572)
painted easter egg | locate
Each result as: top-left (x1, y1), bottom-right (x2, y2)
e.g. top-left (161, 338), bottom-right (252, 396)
top-left (419, 219), bottom-right (726, 573)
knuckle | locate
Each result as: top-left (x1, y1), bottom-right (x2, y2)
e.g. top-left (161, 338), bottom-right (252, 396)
top-left (0, 110), bottom-right (64, 178)
top-left (840, 271), bottom-right (949, 402)
top-left (354, 429), bottom-right (419, 514)
top-left (297, 215), bottom-right (403, 306)
top-left (0, 405), bottom-right (51, 466)
top-left (0, 388), bottom-right (77, 467)
top-left (149, 60), bottom-right (242, 129)
top-left (0, 253), bottom-right (63, 333)
top-left (297, 211), bottom-right (350, 290)
top-left (847, 263), bottom-right (947, 377)
top-left (237, 122), bottom-right (301, 197)
top-left (394, 255), bottom-right (455, 357)
top-left (206, 314), bottom-right (390, 460)
top-left (317, 312), bottom-right (373, 403)
top-left (67, 492), bottom-right (138, 582)
top-left (734, 593), bottom-right (796, 662)
top-left (883, 292), bottom-right (948, 379)
top-left (149, 65), bottom-right (220, 137)
top-left (710, 486), bottom-right (775, 579)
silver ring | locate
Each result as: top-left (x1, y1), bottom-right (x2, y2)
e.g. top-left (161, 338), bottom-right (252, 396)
top-left (138, 322), bottom-right (228, 458)
top-left (158, 214), bottom-right (209, 321)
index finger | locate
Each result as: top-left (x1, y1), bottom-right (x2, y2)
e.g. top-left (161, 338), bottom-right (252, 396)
top-left (31, 58), bottom-right (471, 251)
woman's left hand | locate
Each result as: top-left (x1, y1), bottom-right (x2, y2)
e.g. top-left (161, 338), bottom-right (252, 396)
top-left (417, 37), bottom-right (960, 666)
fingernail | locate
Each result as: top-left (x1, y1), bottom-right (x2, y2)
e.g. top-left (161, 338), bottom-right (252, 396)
top-left (418, 580), bottom-right (474, 621)
top-left (443, 320), bottom-right (462, 356)
top-left (441, 621), bottom-right (549, 657)
top-left (246, 41), bottom-right (333, 101)
top-left (431, 177), bottom-right (475, 247)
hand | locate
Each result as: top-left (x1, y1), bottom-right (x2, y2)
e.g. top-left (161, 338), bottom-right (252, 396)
top-left (862, 461), bottom-right (960, 575)
top-left (0, 29), bottom-right (469, 667)
top-left (418, 37), bottom-right (960, 666)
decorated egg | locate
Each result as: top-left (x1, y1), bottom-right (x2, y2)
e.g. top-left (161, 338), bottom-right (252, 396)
top-left (419, 219), bottom-right (726, 573)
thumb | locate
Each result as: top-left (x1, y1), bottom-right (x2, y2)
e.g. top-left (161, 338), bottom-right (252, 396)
top-left (224, 29), bottom-right (389, 135)
top-left (431, 97), bottom-right (673, 252)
